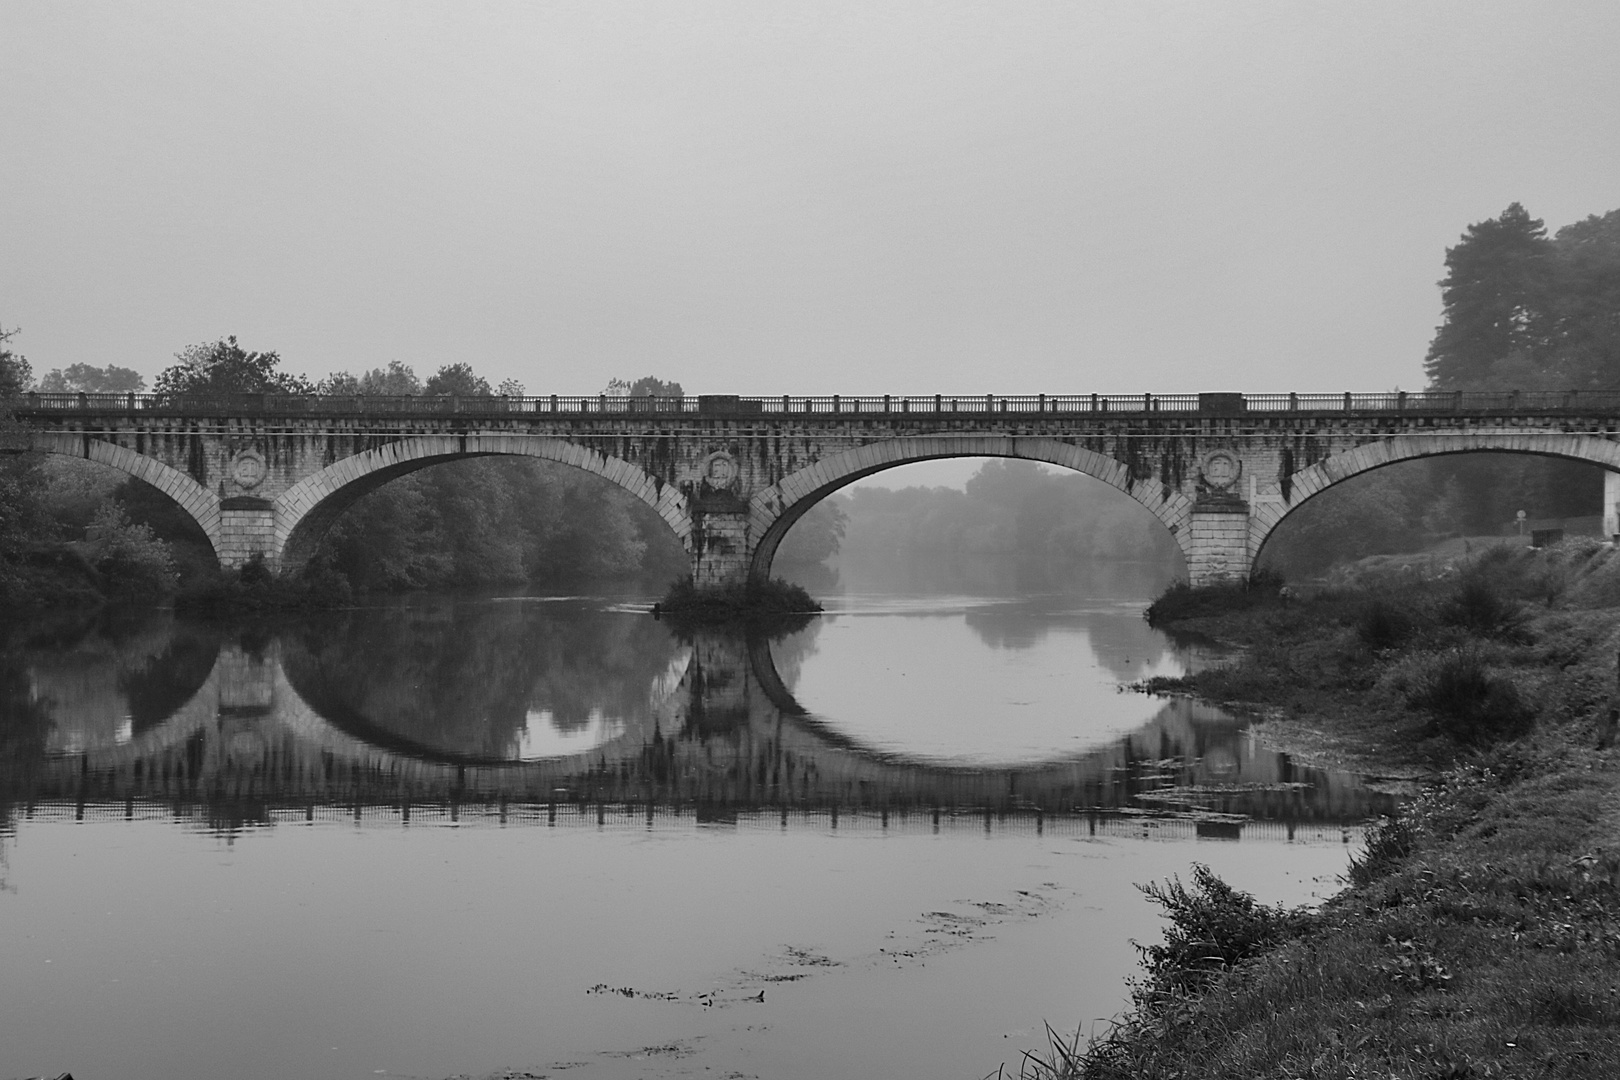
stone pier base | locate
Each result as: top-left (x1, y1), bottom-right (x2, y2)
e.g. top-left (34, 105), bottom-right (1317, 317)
top-left (1186, 506), bottom-right (1252, 585)
top-left (690, 508), bottom-right (751, 588)
top-left (215, 498), bottom-right (279, 571)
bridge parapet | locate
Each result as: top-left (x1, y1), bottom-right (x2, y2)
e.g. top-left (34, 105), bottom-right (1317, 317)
top-left (18, 388), bottom-right (1620, 419)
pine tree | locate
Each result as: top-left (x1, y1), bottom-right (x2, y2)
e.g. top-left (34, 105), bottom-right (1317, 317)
top-left (1423, 203), bottom-right (1551, 390)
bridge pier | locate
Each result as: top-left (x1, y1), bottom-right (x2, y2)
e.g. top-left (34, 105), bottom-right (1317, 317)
top-left (1186, 506), bottom-right (1253, 585)
top-left (1606, 470), bottom-right (1620, 543)
top-left (690, 506), bottom-right (752, 588)
top-left (215, 498), bottom-right (280, 571)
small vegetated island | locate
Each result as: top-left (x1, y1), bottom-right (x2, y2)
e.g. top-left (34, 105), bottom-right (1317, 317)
top-left (1023, 204), bottom-right (1620, 1080)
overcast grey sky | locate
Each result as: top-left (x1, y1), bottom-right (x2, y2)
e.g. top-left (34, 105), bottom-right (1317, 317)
top-left (5, 1), bottom-right (1618, 401)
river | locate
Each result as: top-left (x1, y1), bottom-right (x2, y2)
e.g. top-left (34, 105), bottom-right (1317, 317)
top-left (0, 558), bottom-right (1394, 1080)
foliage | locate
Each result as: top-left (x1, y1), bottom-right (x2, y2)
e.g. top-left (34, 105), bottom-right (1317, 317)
top-left (0, 324), bottom-right (34, 398)
top-left (1439, 572), bottom-right (1531, 641)
top-left (84, 500), bottom-right (177, 600)
top-left (1424, 203), bottom-right (1620, 392)
top-left (0, 326), bottom-right (52, 606)
top-left (657, 575), bottom-right (822, 621)
top-left (318, 360), bottom-right (424, 396)
top-left (35, 363), bottom-right (145, 393)
top-left (1144, 572), bottom-right (1284, 626)
top-left (1424, 202), bottom-right (1552, 391)
top-left (1346, 811), bottom-right (1418, 887)
top-left (605, 376), bottom-right (684, 398)
top-left (423, 362), bottom-right (492, 397)
top-left (1403, 647), bottom-right (1535, 745)
top-left (311, 455), bottom-right (683, 592)
top-left (1355, 595), bottom-right (1421, 650)
top-left (1260, 465), bottom-right (1433, 577)
top-left (153, 336), bottom-right (312, 396)
top-left (775, 498), bottom-right (848, 566)
top-left (1132, 864), bottom-right (1307, 1002)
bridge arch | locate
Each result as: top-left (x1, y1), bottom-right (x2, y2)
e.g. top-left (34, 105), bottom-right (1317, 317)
top-left (275, 434), bottom-right (690, 574)
top-left (746, 435), bottom-right (1195, 582)
top-left (27, 431), bottom-right (222, 562)
top-left (1251, 431), bottom-right (1620, 565)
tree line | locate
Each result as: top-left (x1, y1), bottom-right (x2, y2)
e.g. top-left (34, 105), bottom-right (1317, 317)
top-left (830, 459), bottom-right (1181, 571)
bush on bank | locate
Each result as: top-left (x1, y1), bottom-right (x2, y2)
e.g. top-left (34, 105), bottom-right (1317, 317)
top-left (655, 575), bottom-right (822, 622)
top-left (1026, 542), bottom-right (1620, 1080)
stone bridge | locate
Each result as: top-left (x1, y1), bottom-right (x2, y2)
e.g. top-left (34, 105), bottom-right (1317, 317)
top-left (13, 630), bottom-right (1390, 826)
top-left (16, 389), bottom-right (1620, 585)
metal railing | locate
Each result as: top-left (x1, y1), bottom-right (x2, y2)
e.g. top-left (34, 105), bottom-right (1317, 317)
top-left (14, 389), bottom-right (1620, 418)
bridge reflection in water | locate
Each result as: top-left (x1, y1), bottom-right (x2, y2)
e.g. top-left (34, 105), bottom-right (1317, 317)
top-left (3, 602), bottom-right (1396, 838)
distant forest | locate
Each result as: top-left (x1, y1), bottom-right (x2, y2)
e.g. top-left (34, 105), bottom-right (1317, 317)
top-left (2, 201), bottom-right (1617, 604)
top-left (831, 460), bottom-right (1181, 569)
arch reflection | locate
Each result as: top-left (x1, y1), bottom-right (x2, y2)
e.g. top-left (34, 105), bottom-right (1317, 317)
top-left (4, 598), bottom-right (1398, 830)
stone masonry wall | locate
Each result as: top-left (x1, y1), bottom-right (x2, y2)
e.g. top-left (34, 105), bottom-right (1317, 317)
top-left (27, 409), bottom-right (1620, 587)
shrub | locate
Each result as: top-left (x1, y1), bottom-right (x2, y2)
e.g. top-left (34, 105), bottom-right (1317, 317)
top-left (1144, 570), bottom-right (1284, 626)
top-left (1356, 596), bottom-right (1419, 650)
top-left (85, 500), bottom-right (177, 601)
top-left (656, 575), bottom-right (822, 622)
top-left (1404, 647), bottom-right (1535, 745)
top-left (1440, 573), bottom-right (1531, 641)
top-left (238, 552), bottom-right (274, 588)
top-left (1132, 863), bottom-right (1307, 1002)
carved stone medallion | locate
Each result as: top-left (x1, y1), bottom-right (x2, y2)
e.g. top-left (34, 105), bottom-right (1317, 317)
top-left (702, 451), bottom-right (738, 489)
top-left (1201, 452), bottom-right (1239, 490)
top-left (230, 449), bottom-right (267, 490)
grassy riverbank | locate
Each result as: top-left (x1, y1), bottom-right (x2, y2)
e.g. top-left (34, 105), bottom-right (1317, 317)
top-left (1032, 541), bottom-right (1620, 1079)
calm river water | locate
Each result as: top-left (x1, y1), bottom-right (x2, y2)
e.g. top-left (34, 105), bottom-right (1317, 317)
top-left (0, 560), bottom-right (1394, 1080)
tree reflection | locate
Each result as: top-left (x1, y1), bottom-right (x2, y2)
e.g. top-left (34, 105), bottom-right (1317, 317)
top-left (281, 596), bottom-right (687, 760)
top-left (0, 598), bottom-right (1399, 830)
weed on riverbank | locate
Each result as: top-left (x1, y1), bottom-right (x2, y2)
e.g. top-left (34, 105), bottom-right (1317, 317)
top-left (1034, 543), bottom-right (1620, 1079)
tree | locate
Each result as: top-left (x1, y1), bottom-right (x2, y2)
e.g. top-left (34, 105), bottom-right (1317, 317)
top-left (605, 376), bottom-right (684, 398)
top-left (84, 500), bottom-right (177, 600)
top-left (1542, 210), bottom-right (1620, 390)
top-left (316, 372), bottom-right (361, 395)
top-left (0, 325), bottom-right (52, 604)
top-left (0, 324), bottom-right (31, 399)
top-left (423, 362), bottom-right (492, 397)
top-left (36, 363), bottom-right (145, 393)
top-left (1423, 203), bottom-right (1551, 390)
top-left (776, 499), bottom-right (848, 565)
top-left (152, 336), bottom-right (312, 396)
